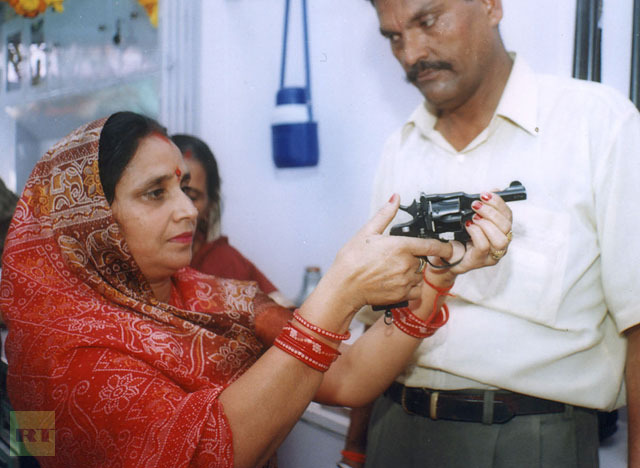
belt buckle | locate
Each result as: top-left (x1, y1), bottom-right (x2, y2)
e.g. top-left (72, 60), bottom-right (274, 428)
top-left (430, 391), bottom-right (439, 420)
top-left (400, 385), bottom-right (439, 419)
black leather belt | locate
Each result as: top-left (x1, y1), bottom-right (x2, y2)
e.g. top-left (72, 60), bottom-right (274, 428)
top-left (385, 381), bottom-right (567, 424)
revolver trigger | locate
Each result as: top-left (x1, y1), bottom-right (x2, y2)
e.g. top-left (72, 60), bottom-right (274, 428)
top-left (398, 203), bottom-right (411, 214)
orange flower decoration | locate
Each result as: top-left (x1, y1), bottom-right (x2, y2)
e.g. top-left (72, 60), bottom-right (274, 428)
top-left (3, 0), bottom-right (63, 17)
top-left (5, 0), bottom-right (47, 17)
top-left (137, 0), bottom-right (158, 28)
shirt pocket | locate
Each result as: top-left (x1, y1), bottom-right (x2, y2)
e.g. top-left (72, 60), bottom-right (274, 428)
top-left (452, 203), bottom-right (570, 327)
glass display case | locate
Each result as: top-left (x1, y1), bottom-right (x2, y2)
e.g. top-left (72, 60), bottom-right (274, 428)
top-left (0, 0), bottom-right (162, 192)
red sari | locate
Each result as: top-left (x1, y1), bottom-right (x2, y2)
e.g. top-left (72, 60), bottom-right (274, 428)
top-left (0, 118), bottom-right (285, 467)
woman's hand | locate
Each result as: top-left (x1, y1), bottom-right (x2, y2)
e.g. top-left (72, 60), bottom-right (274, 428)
top-left (439, 190), bottom-right (514, 275)
top-left (306, 194), bottom-right (453, 321)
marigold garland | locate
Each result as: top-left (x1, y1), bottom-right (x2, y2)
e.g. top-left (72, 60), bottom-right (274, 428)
top-left (3, 0), bottom-right (63, 18)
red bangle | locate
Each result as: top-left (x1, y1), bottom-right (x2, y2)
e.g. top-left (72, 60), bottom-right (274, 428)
top-left (289, 322), bottom-right (341, 354)
top-left (391, 305), bottom-right (449, 338)
top-left (341, 449), bottom-right (366, 464)
top-left (293, 310), bottom-right (351, 341)
top-left (274, 323), bottom-right (340, 372)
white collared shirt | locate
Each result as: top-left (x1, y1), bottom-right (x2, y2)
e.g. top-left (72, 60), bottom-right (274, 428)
top-left (361, 55), bottom-right (640, 410)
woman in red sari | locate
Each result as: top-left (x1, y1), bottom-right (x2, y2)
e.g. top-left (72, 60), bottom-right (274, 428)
top-left (0, 112), bottom-right (513, 467)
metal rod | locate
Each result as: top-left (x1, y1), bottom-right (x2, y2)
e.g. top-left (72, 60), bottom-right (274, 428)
top-left (631, 0), bottom-right (640, 108)
top-left (572, 0), bottom-right (602, 81)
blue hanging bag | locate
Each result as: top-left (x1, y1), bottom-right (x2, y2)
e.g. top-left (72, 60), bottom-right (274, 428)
top-left (272, 0), bottom-right (319, 168)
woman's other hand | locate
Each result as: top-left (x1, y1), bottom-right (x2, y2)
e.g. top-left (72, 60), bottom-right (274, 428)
top-left (443, 190), bottom-right (514, 275)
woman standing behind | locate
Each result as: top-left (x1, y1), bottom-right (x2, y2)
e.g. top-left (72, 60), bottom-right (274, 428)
top-left (171, 134), bottom-right (294, 307)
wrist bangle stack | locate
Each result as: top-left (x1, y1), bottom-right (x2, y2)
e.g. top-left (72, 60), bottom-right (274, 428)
top-left (274, 322), bottom-right (341, 372)
top-left (388, 272), bottom-right (454, 339)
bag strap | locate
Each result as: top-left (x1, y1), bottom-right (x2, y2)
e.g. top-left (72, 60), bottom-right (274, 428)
top-left (279, 0), bottom-right (314, 121)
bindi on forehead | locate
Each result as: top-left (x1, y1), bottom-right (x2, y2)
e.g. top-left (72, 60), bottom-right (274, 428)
top-left (175, 167), bottom-right (182, 179)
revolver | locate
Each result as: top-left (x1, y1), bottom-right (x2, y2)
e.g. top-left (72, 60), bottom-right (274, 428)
top-left (389, 180), bottom-right (527, 243)
top-left (372, 181), bottom-right (526, 313)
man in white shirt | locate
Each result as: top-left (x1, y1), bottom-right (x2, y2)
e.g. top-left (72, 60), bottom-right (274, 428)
top-left (340, 0), bottom-right (640, 467)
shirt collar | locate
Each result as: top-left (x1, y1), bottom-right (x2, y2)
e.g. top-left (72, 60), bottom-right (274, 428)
top-left (401, 53), bottom-right (539, 143)
top-left (494, 53), bottom-right (539, 136)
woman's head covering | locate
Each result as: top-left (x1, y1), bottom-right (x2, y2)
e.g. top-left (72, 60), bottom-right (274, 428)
top-left (0, 115), bottom-right (270, 385)
top-left (1, 117), bottom-right (258, 327)
top-left (6, 118), bottom-right (156, 302)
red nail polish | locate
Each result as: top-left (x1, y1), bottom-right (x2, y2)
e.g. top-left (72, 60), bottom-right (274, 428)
top-left (388, 194), bottom-right (396, 203)
top-left (472, 201), bottom-right (482, 210)
top-left (481, 192), bottom-right (492, 201)
top-left (465, 220), bottom-right (473, 227)
top-left (473, 214), bottom-right (482, 221)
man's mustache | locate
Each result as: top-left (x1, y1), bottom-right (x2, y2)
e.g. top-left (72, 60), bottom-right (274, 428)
top-left (406, 60), bottom-right (453, 83)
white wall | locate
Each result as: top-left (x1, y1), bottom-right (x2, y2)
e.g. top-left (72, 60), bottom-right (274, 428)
top-left (198, 0), bottom-right (579, 300)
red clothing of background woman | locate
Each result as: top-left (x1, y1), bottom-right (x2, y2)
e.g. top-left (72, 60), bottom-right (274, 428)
top-left (191, 235), bottom-right (277, 295)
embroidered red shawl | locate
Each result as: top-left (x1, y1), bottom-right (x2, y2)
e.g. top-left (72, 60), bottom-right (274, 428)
top-left (0, 118), bottom-right (281, 467)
